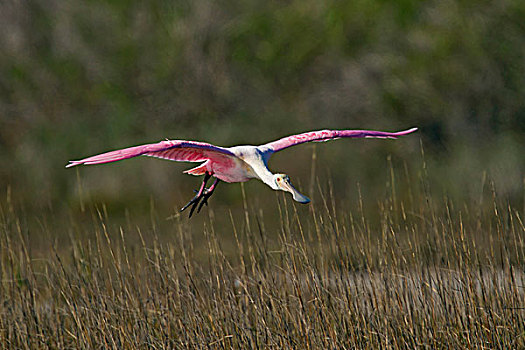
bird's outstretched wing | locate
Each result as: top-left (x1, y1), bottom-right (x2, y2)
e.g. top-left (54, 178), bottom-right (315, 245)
top-left (66, 140), bottom-right (237, 168)
top-left (261, 128), bottom-right (418, 153)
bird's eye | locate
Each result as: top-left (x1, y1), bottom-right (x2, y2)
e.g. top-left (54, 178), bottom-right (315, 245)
top-left (277, 178), bottom-right (281, 182)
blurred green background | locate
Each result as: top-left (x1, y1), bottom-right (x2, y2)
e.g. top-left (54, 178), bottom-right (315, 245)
top-left (1, 0), bottom-right (523, 218)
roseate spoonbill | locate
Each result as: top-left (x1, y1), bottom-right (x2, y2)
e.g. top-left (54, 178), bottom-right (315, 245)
top-left (67, 127), bottom-right (417, 216)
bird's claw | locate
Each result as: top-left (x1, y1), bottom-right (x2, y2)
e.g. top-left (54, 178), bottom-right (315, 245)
top-left (180, 196), bottom-right (204, 218)
top-left (196, 192), bottom-right (212, 213)
top-left (181, 179), bottom-right (219, 217)
top-left (180, 191), bottom-right (210, 218)
top-left (180, 195), bottom-right (202, 217)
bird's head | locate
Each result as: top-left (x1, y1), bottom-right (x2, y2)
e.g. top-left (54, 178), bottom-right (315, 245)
top-left (273, 174), bottom-right (310, 204)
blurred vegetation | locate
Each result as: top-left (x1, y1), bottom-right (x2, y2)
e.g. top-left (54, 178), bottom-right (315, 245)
top-left (0, 0), bottom-right (523, 215)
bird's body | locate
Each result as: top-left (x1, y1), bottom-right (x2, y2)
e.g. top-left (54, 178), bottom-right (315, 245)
top-left (67, 127), bottom-right (418, 216)
top-left (220, 146), bottom-right (272, 183)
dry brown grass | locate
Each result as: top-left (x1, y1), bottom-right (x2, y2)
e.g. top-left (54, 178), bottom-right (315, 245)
top-left (1, 172), bottom-right (524, 349)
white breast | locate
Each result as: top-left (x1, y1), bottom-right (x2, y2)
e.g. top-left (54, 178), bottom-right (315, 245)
top-left (228, 146), bottom-right (274, 185)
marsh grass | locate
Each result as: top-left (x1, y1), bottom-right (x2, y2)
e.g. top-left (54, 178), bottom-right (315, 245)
top-left (1, 167), bottom-right (524, 349)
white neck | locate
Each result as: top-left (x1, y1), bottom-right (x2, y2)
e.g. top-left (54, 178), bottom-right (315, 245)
top-left (252, 164), bottom-right (277, 189)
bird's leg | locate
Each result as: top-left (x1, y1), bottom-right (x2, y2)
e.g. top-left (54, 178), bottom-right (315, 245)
top-left (196, 178), bottom-right (220, 213)
top-left (180, 172), bottom-right (211, 216)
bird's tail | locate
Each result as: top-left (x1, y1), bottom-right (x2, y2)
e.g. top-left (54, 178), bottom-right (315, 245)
top-left (183, 162), bottom-right (208, 176)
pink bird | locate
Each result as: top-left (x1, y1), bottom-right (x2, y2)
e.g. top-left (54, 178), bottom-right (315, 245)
top-left (67, 127), bottom-right (418, 216)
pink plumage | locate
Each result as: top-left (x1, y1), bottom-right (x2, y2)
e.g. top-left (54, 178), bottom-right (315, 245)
top-left (67, 127), bottom-right (418, 216)
top-left (262, 128), bottom-right (418, 152)
top-left (66, 140), bottom-right (235, 168)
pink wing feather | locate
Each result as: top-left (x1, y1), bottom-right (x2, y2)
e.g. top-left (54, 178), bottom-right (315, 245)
top-left (66, 140), bottom-right (237, 168)
top-left (262, 127), bottom-right (418, 153)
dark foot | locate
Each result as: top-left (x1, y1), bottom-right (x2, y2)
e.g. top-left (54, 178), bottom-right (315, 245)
top-left (180, 194), bottom-right (203, 216)
top-left (196, 179), bottom-right (219, 214)
top-left (180, 173), bottom-right (220, 217)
